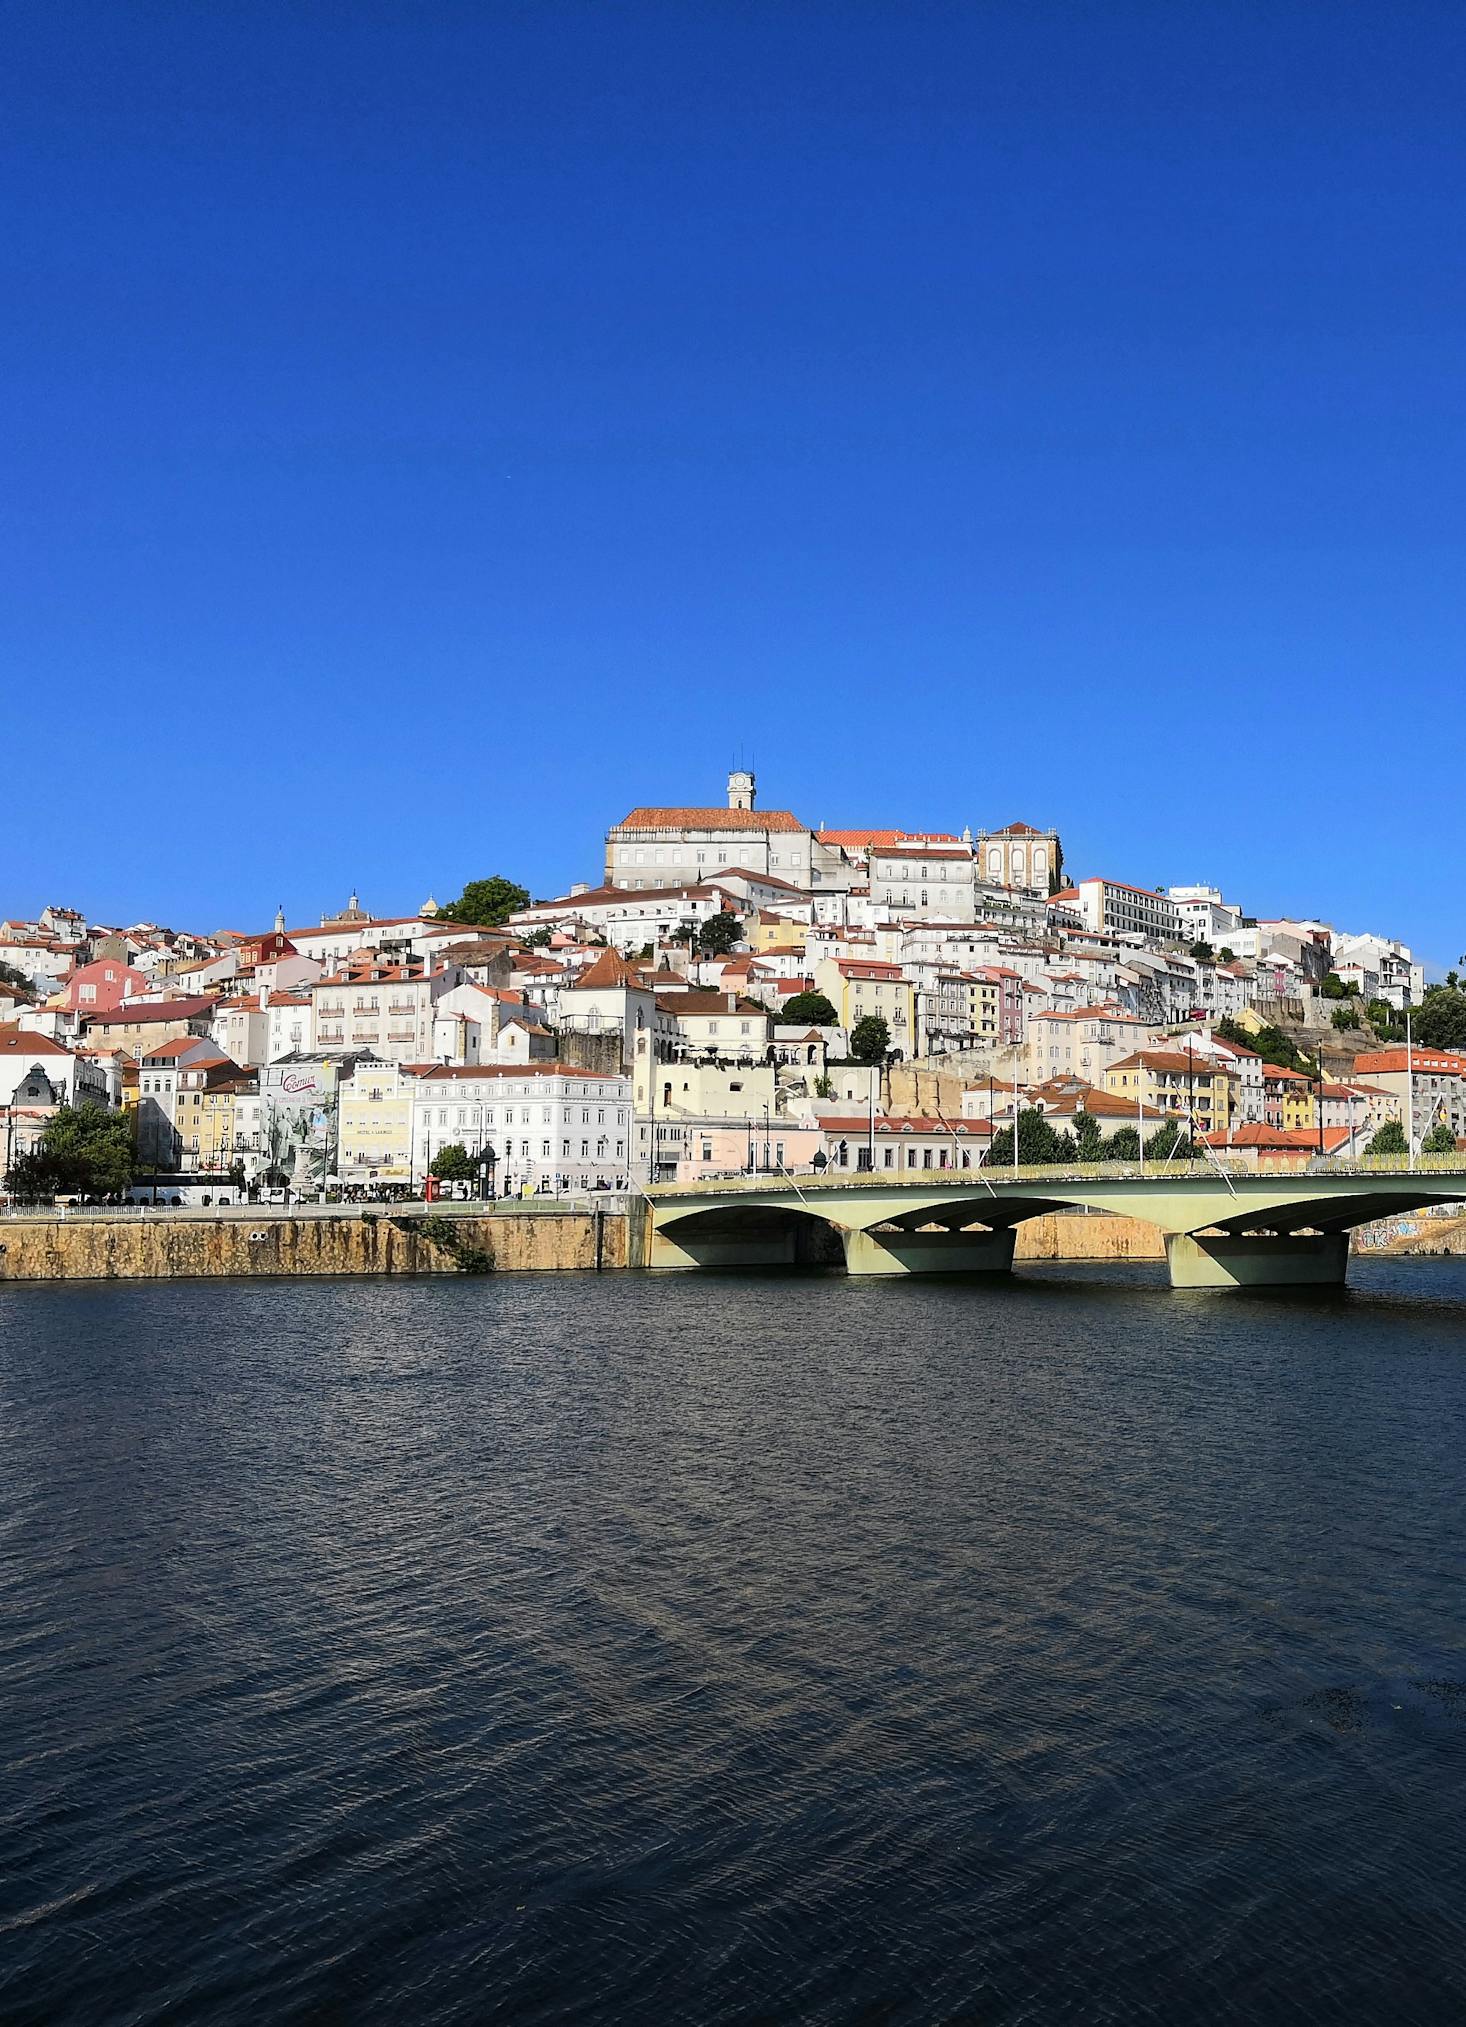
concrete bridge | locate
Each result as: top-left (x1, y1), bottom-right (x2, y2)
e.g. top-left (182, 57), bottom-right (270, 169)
top-left (644, 1161), bottom-right (1466, 1288)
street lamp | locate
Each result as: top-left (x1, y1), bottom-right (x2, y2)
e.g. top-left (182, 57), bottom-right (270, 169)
top-left (1406, 1001), bottom-right (1416, 1172)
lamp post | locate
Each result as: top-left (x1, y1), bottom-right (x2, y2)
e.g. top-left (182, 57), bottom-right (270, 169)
top-left (1406, 1002), bottom-right (1416, 1172)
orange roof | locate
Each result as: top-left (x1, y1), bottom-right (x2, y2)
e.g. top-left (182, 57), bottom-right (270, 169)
top-left (612, 806), bottom-right (805, 833)
top-left (817, 828), bottom-right (960, 850)
top-left (820, 1115), bottom-right (982, 1135)
top-left (407, 1062), bottom-right (622, 1083)
top-left (570, 948), bottom-right (643, 991)
top-left (1354, 1048), bottom-right (1466, 1076)
top-left (875, 845), bottom-right (972, 861)
top-left (0, 1025), bottom-right (72, 1057)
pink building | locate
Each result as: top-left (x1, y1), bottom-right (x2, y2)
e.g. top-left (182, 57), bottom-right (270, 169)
top-left (63, 958), bottom-right (148, 1014)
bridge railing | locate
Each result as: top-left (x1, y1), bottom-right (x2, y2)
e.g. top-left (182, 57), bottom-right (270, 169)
top-left (650, 1156), bottom-right (1466, 1194)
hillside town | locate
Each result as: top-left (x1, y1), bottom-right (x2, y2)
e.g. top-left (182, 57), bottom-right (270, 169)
top-left (2, 772), bottom-right (1462, 1202)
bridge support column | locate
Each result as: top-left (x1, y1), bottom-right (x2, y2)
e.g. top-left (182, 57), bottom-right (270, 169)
top-left (1165, 1232), bottom-right (1349, 1290)
top-left (842, 1226), bottom-right (1017, 1277)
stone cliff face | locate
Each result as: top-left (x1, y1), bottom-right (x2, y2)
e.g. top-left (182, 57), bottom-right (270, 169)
top-left (0, 1211), bottom-right (630, 1282)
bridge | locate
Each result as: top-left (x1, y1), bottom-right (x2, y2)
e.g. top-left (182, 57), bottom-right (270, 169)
top-left (643, 1160), bottom-right (1466, 1288)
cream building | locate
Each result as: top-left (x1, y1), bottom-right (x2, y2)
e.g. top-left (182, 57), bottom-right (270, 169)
top-left (604, 773), bottom-right (853, 891)
top-left (869, 844), bottom-right (977, 922)
top-left (975, 823), bottom-right (1062, 895)
top-left (812, 958), bottom-right (915, 1053)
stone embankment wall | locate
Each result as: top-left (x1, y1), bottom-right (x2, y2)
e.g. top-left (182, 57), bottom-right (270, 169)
top-left (1013, 1214), bottom-right (1166, 1261)
top-left (1356, 1213), bottom-right (1466, 1257)
top-left (0, 1210), bottom-right (631, 1282)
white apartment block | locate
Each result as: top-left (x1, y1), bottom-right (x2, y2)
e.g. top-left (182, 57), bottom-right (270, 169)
top-left (1168, 885), bottom-right (1245, 944)
top-left (869, 845), bottom-right (977, 923)
top-left (412, 1064), bottom-right (633, 1194)
top-left (1073, 878), bottom-right (1183, 944)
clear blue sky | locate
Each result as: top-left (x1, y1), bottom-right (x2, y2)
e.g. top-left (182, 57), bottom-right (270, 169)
top-left (6, 4), bottom-right (1465, 963)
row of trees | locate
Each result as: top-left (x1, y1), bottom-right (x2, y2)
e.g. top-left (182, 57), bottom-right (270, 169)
top-left (1366, 1119), bottom-right (1458, 1157)
top-left (5, 1105), bottom-right (136, 1200)
top-left (986, 1109), bottom-right (1197, 1168)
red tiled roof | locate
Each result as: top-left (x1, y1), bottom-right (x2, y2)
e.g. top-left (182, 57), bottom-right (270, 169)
top-left (817, 829), bottom-right (960, 850)
top-left (570, 948), bottom-right (644, 991)
top-left (407, 1063), bottom-right (622, 1083)
top-left (612, 807), bottom-right (805, 833)
top-left (84, 996), bottom-right (216, 1026)
top-left (819, 1116), bottom-right (981, 1135)
top-left (0, 1025), bottom-right (72, 1056)
top-left (1354, 1049), bottom-right (1466, 1076)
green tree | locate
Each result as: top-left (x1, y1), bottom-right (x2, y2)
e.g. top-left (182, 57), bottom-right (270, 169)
top-left (987, 1108), bottom-right (1063, 1166)
top-left (438, 877), bottom-right (530, 927)
top-left (1073, 1109), bottom-right (1105, 1163)
top-left (1217, 1016), bottom-right (1307, 1072)
top-left (429, 1142), bottom-right (476, 1182)
top-left (0, 958), bottom-right (32, 994)
top-left (5, 1103), bottom-right (136, 1200)
top-left (1321, 972), bottom-right (1347, 1000)
top-left (522, 926), bottom-right (553, 949)
top-left (848, 1014), bottom-right (891, 1065)
top-left (1413, 987), bottom-right (1466, 1052)
top-left (1331, 1006), bottom-right (1357, 1030)
top-left (1190, 940), bottom-right (1216, 965)
top-left (1365, 998), bottom-right (1402, 1040)
top-left (697, 911), bottom-right (743, 955)
top-left (1421, 1121), bottom-right (1458, 1155)
top-left (782, 990), bottom-right (839, 1026)
top-left (1144, 1118), bottom-right (1196, 1162)
top-left (1218, 947), bottom-right (1236, 964)
top-left (1366, 1119), bottom-right (1408, 1156)
top-left (1106, 1126), bottom-right (1142, 1162)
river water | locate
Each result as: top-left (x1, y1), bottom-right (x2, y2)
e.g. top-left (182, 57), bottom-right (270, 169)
top-left (3, 1262), bottom-right (1466, 2024)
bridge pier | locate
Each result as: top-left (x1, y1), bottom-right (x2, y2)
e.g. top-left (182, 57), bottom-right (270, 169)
top-left (1165, 1232), bottom-right (1349, 1290)
top-left (842, 1226), bottom-right (1017, 1277)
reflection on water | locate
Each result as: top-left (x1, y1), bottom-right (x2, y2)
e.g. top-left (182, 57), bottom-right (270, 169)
top-left (2, 1261), bottom-right (1465, 2024)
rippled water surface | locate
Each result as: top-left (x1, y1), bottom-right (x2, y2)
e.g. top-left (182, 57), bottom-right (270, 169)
top-left (4, 1261), bottom-right (1466, 2023)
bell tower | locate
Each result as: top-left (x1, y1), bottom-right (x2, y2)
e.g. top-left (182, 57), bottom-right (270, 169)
top-left (727, 768), bottom-right (756, 812)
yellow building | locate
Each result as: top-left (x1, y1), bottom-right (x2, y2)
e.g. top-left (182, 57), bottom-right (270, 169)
top-left (338, 1063), bottom-right (415, 1183)
top-left (813, 957), bottom-right (915, 1051)
top-left (1266, 1065), bottom-right (1317, 1133)
top-left (1102, 1049), bottom-right (1234, 1135)
top-left (747, 912), bottom-right (808, 956)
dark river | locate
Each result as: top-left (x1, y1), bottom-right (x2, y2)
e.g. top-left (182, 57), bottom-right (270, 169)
top-left (3, 1262), bottom-right (1466, 2024)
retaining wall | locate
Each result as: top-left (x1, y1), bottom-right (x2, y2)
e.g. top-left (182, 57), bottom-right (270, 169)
top-left (0, 1210), bottom-right (629, 1282)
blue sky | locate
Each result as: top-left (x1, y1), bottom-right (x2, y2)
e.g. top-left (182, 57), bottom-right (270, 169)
top-left (6, 4), bottom-right (1465, 964)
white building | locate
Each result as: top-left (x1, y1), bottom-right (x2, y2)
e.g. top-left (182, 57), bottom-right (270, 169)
top-left (411, 1064), bottom-right (633, 1195)
top-left (1168, 885), bottom-right (1245, 944)
top-left (603, 773), bottom-right (853, 892)
top-left (308, 953), bottom-right (463, 1064)
top-left (1070, 878), bottom-right (1183, 944)
top-left (869, 844), bottom-right (977, 922)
